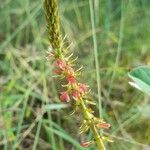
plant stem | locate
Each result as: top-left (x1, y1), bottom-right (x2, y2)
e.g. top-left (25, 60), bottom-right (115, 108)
top-left (89, 0), bottom-right (102, 118)
top-left (108, 0), bottom-right (124, 95)
top-left (80, 98), bottom-right (106, 150)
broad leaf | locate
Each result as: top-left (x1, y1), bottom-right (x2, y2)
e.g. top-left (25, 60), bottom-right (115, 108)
top-left (128, 66), bottom-right (150, 95)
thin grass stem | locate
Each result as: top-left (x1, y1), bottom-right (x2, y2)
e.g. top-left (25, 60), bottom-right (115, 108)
top-left (89, 0), bottom-right (102, 118)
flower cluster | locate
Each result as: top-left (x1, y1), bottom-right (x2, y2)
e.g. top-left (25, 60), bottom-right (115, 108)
top-left (47, 50), bottom-right (89, 103)
top-left (44, 0), bottom-right (112, 148)
top-left (47, 48), bottom-right (112, 148)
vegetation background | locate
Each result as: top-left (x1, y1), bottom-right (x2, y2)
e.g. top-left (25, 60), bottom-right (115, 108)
top-left (0, 0), bottom-right (150, 149)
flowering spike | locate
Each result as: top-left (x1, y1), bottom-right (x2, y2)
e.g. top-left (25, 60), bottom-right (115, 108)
top-left (44, 0), bottom-right (112, 149)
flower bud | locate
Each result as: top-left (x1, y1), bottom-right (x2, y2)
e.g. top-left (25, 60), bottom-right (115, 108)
top-left (97, 122), bottom-right (111, 129)
top-left (55, 59), bottom-right (67, 70)
top-left (67, 75), bottom-right (76, 84)
top-left (80, 141), bottom-right (94, 147)
top-left (78, 83), bottom-right (89, 93)
top-left (72, 90), bottom-right (80, 99)
top-left (60, 91), bottom-right (70, 102)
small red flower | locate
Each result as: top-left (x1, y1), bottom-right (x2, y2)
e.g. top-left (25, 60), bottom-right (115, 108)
top-left (80, 141), bottom-right (93, 147)
top-left (67, 75), bottom-right (76, 84)
top-left (55, 59), bottom-right (67, 70)
top-left (72, 90), bottom-right (80, 99)
top-left (60, 91), bottom-right (70, 102)
top-left (78, 83), bottom-right (89, 93)
top-left (97, 122), bottom-right (111, 129)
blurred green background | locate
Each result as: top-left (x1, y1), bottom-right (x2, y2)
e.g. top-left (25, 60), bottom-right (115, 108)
top-left (0, 0), bottom-right (150, 150)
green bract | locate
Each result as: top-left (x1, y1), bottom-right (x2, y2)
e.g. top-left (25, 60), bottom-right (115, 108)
top-left (128, 66), bottom-right (150, 95)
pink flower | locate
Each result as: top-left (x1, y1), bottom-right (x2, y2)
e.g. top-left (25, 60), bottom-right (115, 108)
top-left (55, 59), bottom-right (67, 70)
top-left (67, 75), bottom-right (76, 84)
top-left (72, 90), bottom-right (80, 99)
top-left (78, 83), bottom-right (89, 93)
top-left (60, 91), bottom-right (70, 102)
top-left (97, 122), bottom-right (111, 129)
top-left (80, 141), bottom-right (93, 147)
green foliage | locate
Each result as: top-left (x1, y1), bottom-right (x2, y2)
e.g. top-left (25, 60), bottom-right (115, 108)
top-left (128, 66), bottom-right (150, 95)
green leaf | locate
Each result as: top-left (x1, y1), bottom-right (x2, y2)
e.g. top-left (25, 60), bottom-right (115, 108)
top-left (42, 104), bottom-right (68, 110)
top-left (128, 66), bottom-right (150, 95)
